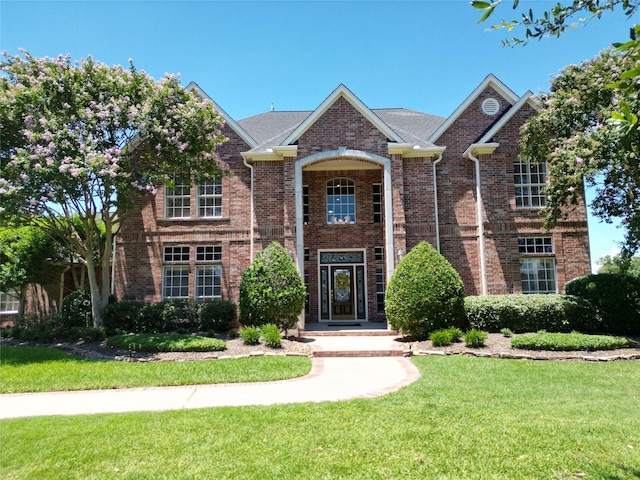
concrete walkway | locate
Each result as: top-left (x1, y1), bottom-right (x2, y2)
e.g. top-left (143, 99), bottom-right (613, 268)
top-left (0, 336), bottom-right (421, 419)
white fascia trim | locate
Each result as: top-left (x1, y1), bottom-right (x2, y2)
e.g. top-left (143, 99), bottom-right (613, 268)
top-left (476, 91), bottom-right (536, 144)
top-left (240, 145), bottom-right (298, 162)
top-left (428, 74), bottom-right (520, 144)
top-left (185, 81), bottom-right (258, 149)
top-left (283, 84), bottom-right (404, 146)
top-left (388, 143), bottom-right (446, 158)
top-left (463, 142), bottom-right (500, 158)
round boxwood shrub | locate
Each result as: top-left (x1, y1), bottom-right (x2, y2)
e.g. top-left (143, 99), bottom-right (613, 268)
top-left (564, 273), bottom-right (640, 334)
top-left (198, 299), bottom-right (236, 332)
top-left (59, 289), bottom-right (93, 328)
top-left (239, 241), bottom-right (305, 332)
top-left (385, 241), bottom-right (466, 339)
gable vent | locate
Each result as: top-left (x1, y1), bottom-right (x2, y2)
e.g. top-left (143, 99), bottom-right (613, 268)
top-left (482, 97), bottom-right (500, 116)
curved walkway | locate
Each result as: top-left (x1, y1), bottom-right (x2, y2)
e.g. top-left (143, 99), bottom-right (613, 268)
top-left (0, 356), bottom-right (420, 419)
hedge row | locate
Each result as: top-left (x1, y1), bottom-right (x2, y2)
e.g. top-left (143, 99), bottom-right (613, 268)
top-left (103, 298), bottom-right (236, 335)
top-left (465, 273), bottom-right (640, 334)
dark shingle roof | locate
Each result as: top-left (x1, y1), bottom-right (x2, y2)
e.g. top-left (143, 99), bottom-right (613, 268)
top-left (237, 108), bottom-right (446, 152)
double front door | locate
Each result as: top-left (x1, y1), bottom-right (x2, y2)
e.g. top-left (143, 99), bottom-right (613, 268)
top-left (319, 251), bottom-right (367, 321)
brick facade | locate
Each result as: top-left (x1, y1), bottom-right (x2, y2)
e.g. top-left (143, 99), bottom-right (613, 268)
top-left (114, 79), bottom-right (592, 329)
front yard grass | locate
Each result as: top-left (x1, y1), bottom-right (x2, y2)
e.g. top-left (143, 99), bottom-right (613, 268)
top-left (2, 355), bottom-right (639, 479)
top-left (0, 346), bottom-right (311, 393)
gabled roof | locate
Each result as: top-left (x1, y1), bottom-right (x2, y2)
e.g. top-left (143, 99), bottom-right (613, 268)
top-left (428, 74), bottom-right (520, 144)
top-left (186, 82), bottom-right (257, 149)
top-left (282, 84), bottom-right (405, 146)
top-left (475, 91), bottom-right (538, 144)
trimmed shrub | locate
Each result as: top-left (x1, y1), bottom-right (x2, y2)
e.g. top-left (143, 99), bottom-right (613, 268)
top-left (239, 241), bottom-right (305, 332)
top-left (464, 329), bottom-right (488, 348)
top-left (103, 301), bottom-right (145, 335)
top-left (385, 242), bottom-right (466, 338)
top-left (107, 333), bottom-right (226, 352)
top-left (159, 299), bottom-right (198, 331)
top-left (261, 324), bottom-right (282, 348)
top-left (136, 302), bottom-right (166, 333)
top-left (564, 273), bottom-right (640, 334)
top-left (500, 327), bottom-right (513, 337)
top-left (240, 327), bottom-right (261, 346)
top-left (198, 299), bottom-right (236, 332)
top-left (511, 332), bottom-right (631, 351)
top-left (464, 294), bottom-right (595, 333)
top-left (59, 290), bottom-right (92, 328)
top-left (430, 327), bottom-right (463, 346)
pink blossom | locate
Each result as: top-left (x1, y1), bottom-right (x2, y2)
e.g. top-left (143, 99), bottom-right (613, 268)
top-left (576, 157), bottom-right (584, 164)
top-left (568, 186), bottom-right (575, 193)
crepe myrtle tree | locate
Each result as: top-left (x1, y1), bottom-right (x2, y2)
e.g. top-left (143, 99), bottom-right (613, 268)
top-left (519, 48), bottom-right (640, 258)
top-left (0, 51), bottom-right (227, 326)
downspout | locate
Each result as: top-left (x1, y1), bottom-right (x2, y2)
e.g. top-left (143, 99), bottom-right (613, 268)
top-left (432, 153), bottom-right (443, 252)
top-left (467, 149), bottom-right (487, 296)
top-left (243, 158), bottom-right (255, 261)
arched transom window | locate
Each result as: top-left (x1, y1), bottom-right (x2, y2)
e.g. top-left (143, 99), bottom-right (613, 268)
top-left (326, 178), bottom-right (355, 224)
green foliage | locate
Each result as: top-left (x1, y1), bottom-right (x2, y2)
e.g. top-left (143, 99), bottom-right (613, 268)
top-left (519, 48), bottom-right (640, 257)
top-left (261, 324), bottom-right (282, 348)
top-left (239, 242), bottom-right (305, 331)
top-left (385, 242), bottom-right (466, 338)
top-left (106, 333), bottom-right (226, 352)
top-left (464, 329), bottom-right (488, 348)
top-left (59, 289), bottom-right (93, 328)
top-left (429, 327), bottom-right (463, 346)
top-left (564, 273), bottom-right (640, 334)
top-left (4, 320), bottom-right (105, 343)
top-left (464, 294), bottom-right (596, 333)
top-left (511, 332), bottom-right (631, 351)
top-left (102, 300), bottom-right (145, 335)
top-left (228, 328), bottom-right (240, 339)
top-left (500, 327), bottom-right (513, 337)
top-left (597, 252), bottom-right (640, 276)
top-left (240, 327), bottom-right (261, 346)
top-left (472, 0), bottom-right (638, 46)
top-left (198, 299), bottom-right (236, 332)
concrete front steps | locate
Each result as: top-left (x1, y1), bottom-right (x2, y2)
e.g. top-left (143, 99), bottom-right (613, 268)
top-left (300, 330), bottom-right (409, 358)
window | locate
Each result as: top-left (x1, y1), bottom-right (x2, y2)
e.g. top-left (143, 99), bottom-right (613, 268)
top-left (327, 178), bottom-right (355, 224)
top-left (198, 179), bottom-right (222, 218)
top-left (165, 179), bottom-right (191, 218)
top-left (373, 184), bottom-right (383, 224)
top-left (196, 245), bottom-right (222, 262)
top-left (519, 237), bottom-right (556, 294)
top-left (303, 185), bottom-right (309, 225)
top-left (195, 265), bottom-right (222, 300)
top-left (514, 159), bottom-right (547, 208)
top-left (162, 246), bottom-right (190, 299)
top-left (0, 291), bottom-right (19, 314)
top-left (162, 266), bottom-right (190, 299)
top-left (164, 246), bottom-right (190, 262)
top-left (375, 247), bottom-right (385, 313)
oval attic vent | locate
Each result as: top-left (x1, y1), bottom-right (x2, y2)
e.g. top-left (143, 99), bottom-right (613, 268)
top-left (482, 97), bottom-right (500, 116)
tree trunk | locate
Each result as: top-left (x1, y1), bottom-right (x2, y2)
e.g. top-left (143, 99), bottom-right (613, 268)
top-left (85, 256), bottom-right (106, 327)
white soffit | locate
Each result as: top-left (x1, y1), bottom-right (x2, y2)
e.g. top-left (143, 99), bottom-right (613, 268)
top-left (282, 84), bottom-right (404, 146)
top-left (428, 74), bottom-right (520, 144)
top-left (186, 81), bottom-right (258, 149)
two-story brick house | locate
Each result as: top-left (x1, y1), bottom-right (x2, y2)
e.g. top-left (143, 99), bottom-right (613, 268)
top-left (113, 75), bottom-right (591, 330)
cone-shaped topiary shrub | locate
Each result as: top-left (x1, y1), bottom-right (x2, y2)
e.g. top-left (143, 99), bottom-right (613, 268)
top-left (385, 241), bottom-right (466, 338)
top-left (239, 241), bottom-right (305, 332)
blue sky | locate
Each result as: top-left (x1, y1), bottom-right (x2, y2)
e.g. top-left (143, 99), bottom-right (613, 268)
top-left (1, 0), bottom-right (636, 270)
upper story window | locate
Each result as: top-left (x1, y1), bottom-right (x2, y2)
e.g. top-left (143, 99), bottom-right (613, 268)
top-left (327, 178), bottom-right (355, 225)
top-left (373, 184), bottom-right (383, 224)
top-left (198, 179), bottom-right (222, 218)
top-left (514, 159), bottom-right (547, 208)
top-left (165, 179), bottom-right (191, 219)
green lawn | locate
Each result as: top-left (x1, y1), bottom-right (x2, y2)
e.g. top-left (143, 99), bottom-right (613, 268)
top-left (0, 346), bottom-right (311, 393)
top-left (2, 355), bottom-right (639, 479)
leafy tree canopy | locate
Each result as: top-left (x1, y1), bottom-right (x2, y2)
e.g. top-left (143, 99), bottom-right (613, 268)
top-left (597, 252), bottom-right (640, 275)
top-left (0, 51), bottom-right (227, 325)
top-left (519, 48), bottom-right (640, 257)
top-left (471, 0), bottom-right (639, 46)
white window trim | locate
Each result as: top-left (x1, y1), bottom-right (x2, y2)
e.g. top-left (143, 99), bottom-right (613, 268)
top-left (195, 265), bottom-right (222, 300)
top-left (0, 290), bottom-right (20, 314)
top-left (326, 177), bottom-right (356, 225)
top-left (197, 179), bottom-right (223, 219)
top-left (514, 159), bottom-right (547, 209)
top-left (164, 180), bottom-right (191, 219)
top-left (162, 265), bottom-right (190, 300)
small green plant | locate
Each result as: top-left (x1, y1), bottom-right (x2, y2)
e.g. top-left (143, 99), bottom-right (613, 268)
top-left (261, 324), bottom-right (282, 348)
top-left (429, 327), bottom-right (463, 347)
top-left (228, 328), bottom-right (240, 339)
top-left (500, 327), bottom-right (513, 337)
top-left (511, 332), bottom-right (631, 351)
top-left (106, 333), bottom-right (226, 352)
top-left (464, 329), bottom-right (488, 348)
top-left (240, 327), bottom-right (261, 346)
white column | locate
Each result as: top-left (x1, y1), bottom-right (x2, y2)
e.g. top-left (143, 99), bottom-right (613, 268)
top-left (383, 160), bottom-right (394, 281)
